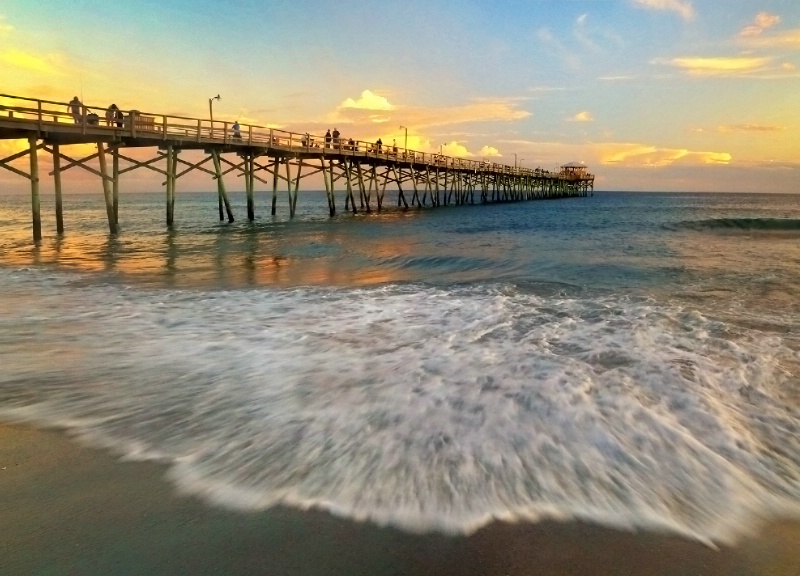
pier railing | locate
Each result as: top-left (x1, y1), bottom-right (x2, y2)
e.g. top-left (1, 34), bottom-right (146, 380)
top-left (0, 94), bottom-right (591, 181)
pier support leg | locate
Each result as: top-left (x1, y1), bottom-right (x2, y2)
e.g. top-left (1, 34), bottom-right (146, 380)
top-left (97, 143), bottom-right (118, 234)
top-left (164, 145), bottom-right (175, 227)
top-left (344, 160), bottom-right (357, 214)
top-left (285, 161), bottom-right (296, 218)
top-left (246, 154), bottom-right (255, 221)
top-left (112, 146), bottom-right (120, 226)
top-left (322, 159), bottom-right (334, 216)
top-left (29, 136), bottom-right (41, 242)
top-left (211, 150), bottom-right (234, 222)
top-left (271, 160), bottom-right (279, 215)
top-left (52, 143), bottom-right (64, 235)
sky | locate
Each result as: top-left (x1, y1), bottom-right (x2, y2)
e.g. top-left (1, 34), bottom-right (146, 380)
top-left (1, 0), bottom-right (799, 193)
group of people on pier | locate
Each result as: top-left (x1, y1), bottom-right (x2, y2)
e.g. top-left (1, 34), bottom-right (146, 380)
top-left (67, 96), bottom-right (124, 128)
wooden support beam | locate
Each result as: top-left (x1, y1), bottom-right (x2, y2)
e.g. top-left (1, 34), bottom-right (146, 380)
top-left (52, 143), bottom-right (64, 234)
top-left (285, 160), bottom-right (296, 218)
top-left (29, 136), bottom-right (41, 242)
top-left (344, 159), bottom-right (357, 214)
top-left (321, 158), bottom-right (334, 216)
top-left (327, 159), bottom-right (336, 216)
top-left (165, 145), bottom-right (174, 227)
top-left (246, 154), bottom-right (255, 221)
top-left (97, 143), bottom-right (118, 234)
top-left (271, 159), bottom-right (279, 216)
top-left (112, 146), bottom-right (119, 226)
top-left (292, 160), bottom-right (302, 215)
top-left (211, 149), bottom-right (234, 222)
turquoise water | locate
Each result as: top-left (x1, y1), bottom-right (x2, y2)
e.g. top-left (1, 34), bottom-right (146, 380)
top-left (1, 190), bottom-right (799, 544)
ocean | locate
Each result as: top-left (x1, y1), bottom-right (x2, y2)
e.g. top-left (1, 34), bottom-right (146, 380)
top-left (1, 190), bottom-right (799, 547)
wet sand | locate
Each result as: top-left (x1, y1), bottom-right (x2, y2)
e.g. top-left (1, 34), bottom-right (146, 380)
top-left (1, 423), bottom-right (798, 576)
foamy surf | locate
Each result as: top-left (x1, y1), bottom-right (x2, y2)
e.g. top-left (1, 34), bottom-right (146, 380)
top-left (1, 269), bottom-right (799, 546)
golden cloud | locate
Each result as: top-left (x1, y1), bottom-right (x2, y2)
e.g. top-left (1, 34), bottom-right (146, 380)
top-left (0, 49), bottom-right (66, 76)
top-left (333, 94), bottom-right (530, 129)
top-left (340, 90), bottom-right (394, 111)
top-left (571, 111), bottom-right (593, 122)
top-left (631, 0), bottom-right (694, 20)
top-left (479, 146), bottom-right (501, 157)
top-left (601, 143), bottom-right (731, 166)
top-left (666, 56), bottom-right (771, 75)
top-left (740, 12), bottom-right (781, 37)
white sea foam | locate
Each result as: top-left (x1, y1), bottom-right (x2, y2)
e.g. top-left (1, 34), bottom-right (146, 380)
top-left (1, 269), bottom-right (799, 544)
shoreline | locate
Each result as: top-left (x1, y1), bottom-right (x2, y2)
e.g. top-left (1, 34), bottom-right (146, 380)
top-left (2, 423), bottom-right (799, 575)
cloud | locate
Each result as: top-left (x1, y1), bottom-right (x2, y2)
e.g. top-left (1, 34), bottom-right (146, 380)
top-left (741, 28), bottom-right (800, 48)
top-left (601, 144), bottom-right (730, 166)
top-left (740, 12), bottom-right (781, 37)
top-left (598, 75), bottom-right (636, 81)
top-left (571, 111), bottom-right (594, 122)
top-left (0, 15), bottom-right (13, 34)
top-left (333, 94), bottom-right (530, 129)
top-left (662, 56), bottom-right (771, 75)
top-left (479, 146), bottom-right (501, 157)
top-left (340, 90), bottom-right (394, 111)
top-left (631, 0), bottom-right (694, 21)
top-left (441, 141), bottom-right (470, 157)
top-left (0, 49), bottom-right (66, 76)
top-left (717, 124), bottom-right (785, 133)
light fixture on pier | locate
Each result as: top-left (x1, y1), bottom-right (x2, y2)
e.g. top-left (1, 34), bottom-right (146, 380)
top-left (209, 95), bottom-right (221, 137)
top-left (399, 125), bottom-right (407, 150)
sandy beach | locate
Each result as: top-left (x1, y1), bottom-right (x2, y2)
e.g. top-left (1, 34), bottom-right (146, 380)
top-left (1, 424), bottom-right (798, 576)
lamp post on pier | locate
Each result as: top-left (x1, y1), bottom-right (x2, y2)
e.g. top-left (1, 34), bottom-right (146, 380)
top-left (209, 94), bottom-right (220, 137)
top-left (513, 153), bottom-right (518, 169)
top-left (399, 125), bottom-right (407, 150)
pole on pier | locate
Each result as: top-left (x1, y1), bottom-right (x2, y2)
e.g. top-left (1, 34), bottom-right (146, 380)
top-left (322, 158), bottom-right (334, 216)
top-left (246, 154), bottom-right (255, 221)
top-left (97, 143), bottom-right (118, 234)
top-left (292, 161), bottom-right (302, 215)
top-left (164, 145), bottom-right (174, 227)
top-left (344, 160), bottom-right (357, 214)
top-left (112, 146), bottom-right (120, 226)
top-left (52, 143), bottom-right (64, 235)
top-left (327, 159), bottom-right (336, 216)
top-left (271, 159), bottom-right (279, 216)
top-left (29, 136), bottom-right (41, 242)
top-left (211, 149), bottom-right (234, 222)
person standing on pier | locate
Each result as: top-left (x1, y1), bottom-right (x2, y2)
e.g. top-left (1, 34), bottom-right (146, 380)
top-left (325, 129), bottom-right (332, 148)
top-left (332, 128), bottom-right (340, 149)
top-left (232, 120), bottom-right (241, 140)
top-left (68, 96), bottom-right (83, 123)
top-left (105, 104), bottom-right (120, 126)
top-left (376, 138), bottom-right (382, 153)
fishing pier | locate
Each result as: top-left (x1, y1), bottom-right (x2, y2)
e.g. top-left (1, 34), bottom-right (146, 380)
top-left (0, 94), bottom-right (594, 241)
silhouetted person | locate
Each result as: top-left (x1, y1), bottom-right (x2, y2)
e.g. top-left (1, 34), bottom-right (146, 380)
top-left (68, 96), bottom-right (82, 123)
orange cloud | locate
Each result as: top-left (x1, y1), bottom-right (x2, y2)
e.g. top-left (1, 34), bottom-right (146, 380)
top-left (740, 12), bottom-right (781, 37)
top-left (479, 146), bottom-right (501, 157)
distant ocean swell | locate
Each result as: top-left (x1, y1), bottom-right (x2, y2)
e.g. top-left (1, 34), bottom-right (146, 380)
top-left (671, 218), bottom-right (800, 231)
top-left (1, 269), bottom-right (800, 545)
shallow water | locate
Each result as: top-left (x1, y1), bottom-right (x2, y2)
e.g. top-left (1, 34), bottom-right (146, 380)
top-left (1, 190), bottom-right (799, 544)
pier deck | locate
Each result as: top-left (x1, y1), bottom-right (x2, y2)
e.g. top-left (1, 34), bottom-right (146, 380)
top-left (0, 94), bottom-right (594, 241)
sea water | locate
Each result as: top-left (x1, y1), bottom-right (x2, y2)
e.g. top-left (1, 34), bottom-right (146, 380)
top-left (0, 190), bottom-right (799, 545)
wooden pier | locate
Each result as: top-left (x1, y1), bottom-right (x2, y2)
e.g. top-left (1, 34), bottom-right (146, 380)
top-left (0, 94), bottom-right (594, 241)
